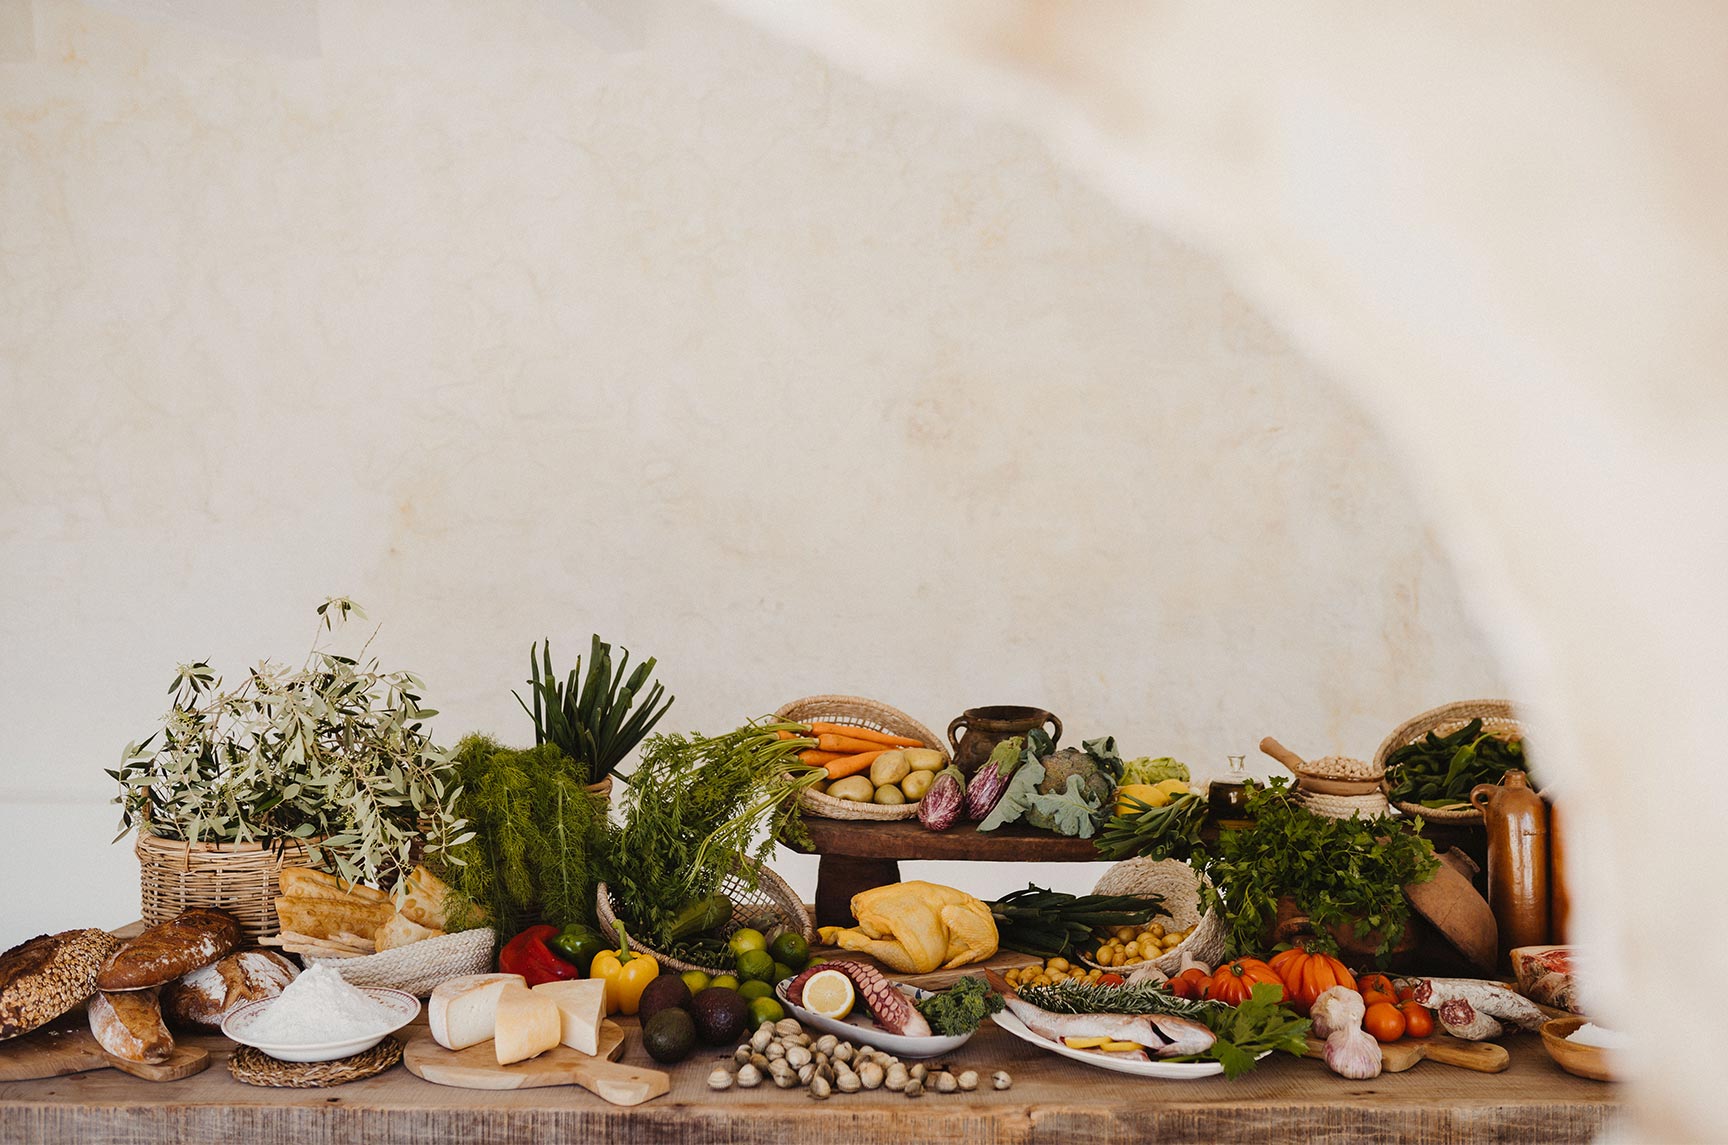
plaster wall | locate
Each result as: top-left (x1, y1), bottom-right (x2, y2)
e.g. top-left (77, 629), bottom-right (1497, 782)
top-left (0, 0), bottom-right (1500, 945)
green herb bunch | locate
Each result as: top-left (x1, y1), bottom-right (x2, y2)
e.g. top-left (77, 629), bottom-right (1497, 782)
top-left (434, 735), bottom-right (608, 938)
top-left (111, 598), bottom-right (470, 894)
top-left (516, 636), bottom-right (674, 785)
top-left (597, 721), bottom-right (820, 959)
top-left (915, 976), bottom-right (1003, 1036)
top-left (1197, 778), bottom-right (1440, 962)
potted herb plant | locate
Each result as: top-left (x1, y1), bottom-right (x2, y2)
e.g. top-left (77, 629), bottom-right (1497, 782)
top-left (515, 635), bottom-right (674, 796)
top-left (111, 598), bottom-right (471, 939)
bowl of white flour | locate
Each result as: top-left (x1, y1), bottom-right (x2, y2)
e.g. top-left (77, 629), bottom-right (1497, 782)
top-left (222, 963), bottom-right (420, 1062)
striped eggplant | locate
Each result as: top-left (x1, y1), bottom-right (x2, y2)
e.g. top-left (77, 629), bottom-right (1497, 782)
top-left (918, 766), bottom-right (967, 831)
top-left (964, 738), bottom-right (1024, 821)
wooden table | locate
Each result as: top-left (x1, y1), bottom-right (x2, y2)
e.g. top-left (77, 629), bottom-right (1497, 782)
top-left (795, 816), bottom-right (1491, 927)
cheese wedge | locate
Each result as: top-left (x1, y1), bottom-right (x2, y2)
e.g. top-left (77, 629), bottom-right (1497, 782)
top-left (428, 973), bottom-right (525, 1051)
top-left (532, 979), bottom-right (607, 1056)
top-left (494, 983), bottom-right (561, 1066)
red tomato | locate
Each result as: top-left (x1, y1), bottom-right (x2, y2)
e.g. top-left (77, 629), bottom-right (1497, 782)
top-left (1396, 985), bottom-right (1417, 1004)
top-left (1363, 1001), bottom-right (1408, 1043)
top-left (1400, 1001), bottom-right (1435, 1038)
top-left (1168, 967), bottom-right (1209, 999)
top-left (1098, 973), bottom-right (1125, 986)
top-left (1358, 973), bottom-right (1398, 1008)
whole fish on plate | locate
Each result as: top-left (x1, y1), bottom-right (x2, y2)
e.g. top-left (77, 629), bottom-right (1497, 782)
top-left (985, 971), bottom-right (1216, 1058)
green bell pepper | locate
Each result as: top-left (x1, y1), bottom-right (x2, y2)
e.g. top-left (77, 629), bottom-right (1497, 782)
top-left (547, 923), bottom-right (608, 972)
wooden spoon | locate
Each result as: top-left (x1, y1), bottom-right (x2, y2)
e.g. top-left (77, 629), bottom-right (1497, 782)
top-left (1258, 737), bottom-right (1383, 796)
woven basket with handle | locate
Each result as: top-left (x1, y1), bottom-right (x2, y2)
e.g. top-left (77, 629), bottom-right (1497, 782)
top-left (595, 859), bottom-right (813, 975)
top-left (136, 831), bottom-right (314, 943)
top-left (1080, 859), bottom-right (1226, 976)
top-left (1374, 698), bottom-right (1527, 823)
top-left (773, 695), bottom-right (949, 822)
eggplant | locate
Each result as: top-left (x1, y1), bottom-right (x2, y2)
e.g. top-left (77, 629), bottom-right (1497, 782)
top-left (964, 739), bottom-right (1024, 821)
top-left (918, 766), bottom-right (967, 832)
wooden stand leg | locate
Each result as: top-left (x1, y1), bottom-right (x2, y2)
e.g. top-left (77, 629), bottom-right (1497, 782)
top-left (814, 855), bottom-right (900, 928)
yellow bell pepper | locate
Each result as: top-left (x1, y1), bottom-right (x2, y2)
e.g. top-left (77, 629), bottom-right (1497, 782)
top-left (589, 921), bottom-right (658, 1015)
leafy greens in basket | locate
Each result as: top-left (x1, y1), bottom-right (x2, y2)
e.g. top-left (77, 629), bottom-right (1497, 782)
top-left (1385, 717), bottom-right (1534, 807)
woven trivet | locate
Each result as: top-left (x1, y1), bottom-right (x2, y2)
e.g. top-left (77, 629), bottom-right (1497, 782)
top-left (228, 1036), bottom-right (403, 1088)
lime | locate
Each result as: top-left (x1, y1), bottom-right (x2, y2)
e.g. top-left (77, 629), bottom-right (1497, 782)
top-left (679, 969), bottom-right (711, 996)
top-left (709, 974), bottom-right (740, 992)
top-left (805, 956), bottom-right (827, 968)
top-left (772, 962), bottom-right (794, 984)
top-left (768, 932), bottom-right (809, 971)
top-left (747, 996), bottom-right (786, 1026)
top-left (737, 979), bottom-right (773, 1002)
top-left (735, 949), bottom-right (776, 983)
top-left (728, 928), bottom-right (768, 959)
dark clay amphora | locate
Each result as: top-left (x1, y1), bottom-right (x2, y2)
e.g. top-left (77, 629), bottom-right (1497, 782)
top-left (946, 706), bottom-right (1062, 779)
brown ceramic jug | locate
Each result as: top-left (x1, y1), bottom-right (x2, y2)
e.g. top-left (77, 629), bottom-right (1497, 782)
top-left (1547, 794), bottom-right (1572, 943)
top-left (947, 706), bottom-right (1062, 778)
top-left (1470, 769), bottom-right (1550, 963)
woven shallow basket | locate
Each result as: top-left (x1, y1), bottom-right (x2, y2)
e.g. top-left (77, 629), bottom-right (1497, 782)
top-left (136, 831), bottom-right (313, 943)
top-left (1375, 699), bottom-right (1527, 823)
top-left (595, 861), bottom-right (812, 975)
top-left (306, 928), bottom-right (496, 996)
top-left (229, 1037), bottom-right (403, 1088)
top-left (773, 695), bottom-right (949, 822)
top-left (1294, 788), bottom-right (1391, 820)
top-left (1081, 859), bottom-right (1226, 976)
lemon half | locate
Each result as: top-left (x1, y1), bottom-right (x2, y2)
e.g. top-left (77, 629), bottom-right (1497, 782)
top-left (800, 968), bottom-right (856, 1020)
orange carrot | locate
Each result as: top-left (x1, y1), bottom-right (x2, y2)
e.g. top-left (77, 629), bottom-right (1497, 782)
top-left (823, 750), bottom-right (886, 780)
top-left (775, 729), bottom-right (797, 740)
top-left (799, 749), bottom-right (848, 765)
top-left (808, 723), bottom-right (923, 748)
top-left (816, 733), bottom-right (897, 755)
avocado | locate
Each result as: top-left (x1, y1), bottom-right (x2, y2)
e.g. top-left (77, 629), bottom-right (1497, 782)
top-left (689, 986), bottom-right (750, 1046)
top-left (641, 1007), bottom-right (697, 1064)
top-left (637, 974), bottom-right (693, 1024)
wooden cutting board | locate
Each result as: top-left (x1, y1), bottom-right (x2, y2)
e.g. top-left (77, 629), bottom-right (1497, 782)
top-left (402, 1020), bottom-right (669, 1106)
top-left (0, 1020), bottom-right (210, 1082)
top-left (1305, 1033), bottom-right (1510, 1073)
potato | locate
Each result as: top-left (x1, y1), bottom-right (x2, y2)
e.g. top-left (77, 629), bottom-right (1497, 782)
top-left (827, 775), bottom-right (875, 802)
top-left (870, 751), bottom-right (911, 786)
top-left (872, 784), bottom-right (906, 805)
top-left (900, 770), bottom-right (935, 800)
top-left (901, 748), bottom-right (945, 772)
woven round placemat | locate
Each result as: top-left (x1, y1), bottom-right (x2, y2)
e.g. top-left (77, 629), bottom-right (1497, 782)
top-left (228, 1036), bottom-right (403, 1088)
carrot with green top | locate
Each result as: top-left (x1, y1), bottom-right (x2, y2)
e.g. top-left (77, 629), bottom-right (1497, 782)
top-left (807, 723), bottom-right (923, 748)
top-left (823, 750), bottom-right (886, 779)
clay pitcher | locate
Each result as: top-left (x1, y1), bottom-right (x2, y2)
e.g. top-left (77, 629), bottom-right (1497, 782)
top-left (1470, 770), bottom-right (1550, 963)
top-left (1547, 794), bottom-right (1573, 943)
top-left (947, 706), bottom-right (1062, 778)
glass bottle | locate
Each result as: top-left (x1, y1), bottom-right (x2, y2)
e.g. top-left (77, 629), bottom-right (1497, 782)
top-left (1208, 754), bottom-right (1253, 828)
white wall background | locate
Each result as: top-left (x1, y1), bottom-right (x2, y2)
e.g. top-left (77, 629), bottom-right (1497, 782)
top-left (0, 0), bottom-right (1503, 947)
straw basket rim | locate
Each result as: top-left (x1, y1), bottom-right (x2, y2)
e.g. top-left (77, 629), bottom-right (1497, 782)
top-left (595, 859), bottom-right (812, 975)
top-left (1374, 699), bottom-right (1526, 823)
top-left (774, 695), bottom-right (949, 821)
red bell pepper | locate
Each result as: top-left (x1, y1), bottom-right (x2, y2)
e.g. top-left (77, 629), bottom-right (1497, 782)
top-left (498, 924), bottom-right (582, 986)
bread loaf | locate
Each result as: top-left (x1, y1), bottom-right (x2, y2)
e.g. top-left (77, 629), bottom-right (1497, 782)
top-left (375, 913), bottom-right (443, 952)
top-left (0, 928), bottom-right (121, 1040)
top-left (161, 949), bottom-right (298, 1031)
top-left (397, 866), bottom-right (455, 930)
top-left (273, 895), bottom-right (394, 941)
top-left (278, 867), bottom-right (390, 904)
top-left (97, 909), bottom-right (242, 992)
top-left (87, 988), bottom-right (173, 1063)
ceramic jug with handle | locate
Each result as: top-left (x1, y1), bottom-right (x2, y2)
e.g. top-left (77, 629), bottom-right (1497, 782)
top-left (1470, 769), bottom-right (1550, 962)
top-left (946, 706), bottom-right (1061, 779)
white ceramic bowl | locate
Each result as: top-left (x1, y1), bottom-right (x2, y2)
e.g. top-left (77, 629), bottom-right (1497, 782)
top-left (775, 980), bottom-right (976, 1059)
top-left (222, 987), bottom-right (420, 1062)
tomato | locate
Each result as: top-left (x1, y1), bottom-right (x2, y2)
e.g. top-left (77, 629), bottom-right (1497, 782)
top-left (1098, 973), bottom-right (1125, 986)
top-left (1396, 986), bottom-right (1417, 1004)
top-left (1168, 967), bottom-right (1209, 1000)
top-left (1204, 958), bottom-right (1285, 1007)
top-left (1358, 973), bottom-right (1398, 1007)
top-left (1268, 946), bottom-right (1356, 1016)
top-left (1363, 1001), bottom-right (1407, 1043)
top-left (1400, 1001), bottom-right (1435, 1038)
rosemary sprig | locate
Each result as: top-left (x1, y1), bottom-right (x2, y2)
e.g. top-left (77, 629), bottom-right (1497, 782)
top-left (1016, 979), bottom-right (1227, 1021)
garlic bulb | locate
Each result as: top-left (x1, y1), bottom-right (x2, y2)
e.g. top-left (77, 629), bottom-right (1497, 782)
top-left (1310, 986), bottom-right (1367, 1039)
top-left (1323, 1026), bottom-right (1383, 1079)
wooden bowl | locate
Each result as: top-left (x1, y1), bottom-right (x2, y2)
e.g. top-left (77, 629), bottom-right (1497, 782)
top-left (1540, 1017), bottom-right (1616, 1082)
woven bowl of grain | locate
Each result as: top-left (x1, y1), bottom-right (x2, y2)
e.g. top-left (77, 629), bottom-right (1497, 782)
top-left (773, 695), bottom-right (949, 822)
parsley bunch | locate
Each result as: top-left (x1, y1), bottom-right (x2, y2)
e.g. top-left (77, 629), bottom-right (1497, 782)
top-left (1197, 778), bottom-right (1440, 962)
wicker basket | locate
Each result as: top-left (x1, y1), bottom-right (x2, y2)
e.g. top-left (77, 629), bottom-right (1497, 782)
top-left (595, 861), bottom-right (813, 974)
top-left (1375, 699), bottom-right (1527, 823)
top-left (136, 831), bottom-right (313, 943)
top-left (1081, 859), bottom-right (1226, 976)
top-left (306, 928), bottom-right (496, 996)
top-left (773, 695), bottom-right (949, 822)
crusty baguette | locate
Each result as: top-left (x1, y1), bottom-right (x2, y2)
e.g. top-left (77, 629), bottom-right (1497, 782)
top-left (273, 896), bottom-right (394, 941)
top-left (397, 866), bottom-right (455, 930)
top-left (88, 988), bottom-right (173, 1063)
top-left (96, 909), bottom-right (242, 992)
top-left (277, 867), bottom-right (389, 905)
top-left (0, 928), bottom-right (121, 1040)
top-left (375, 913), bottom-right (443, 952)
top-left (161, 949), bottom-right (297, 1032)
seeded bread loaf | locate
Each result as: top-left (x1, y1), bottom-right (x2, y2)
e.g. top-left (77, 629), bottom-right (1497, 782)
top-left (0, 928), bottom-right (122, 1040)
top-left (97, 909), bottom-right (242, 992)
top-left (161, 948), bottom-right (298, 1031)
top-left (87, 988), bottom-right (174, 1063)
